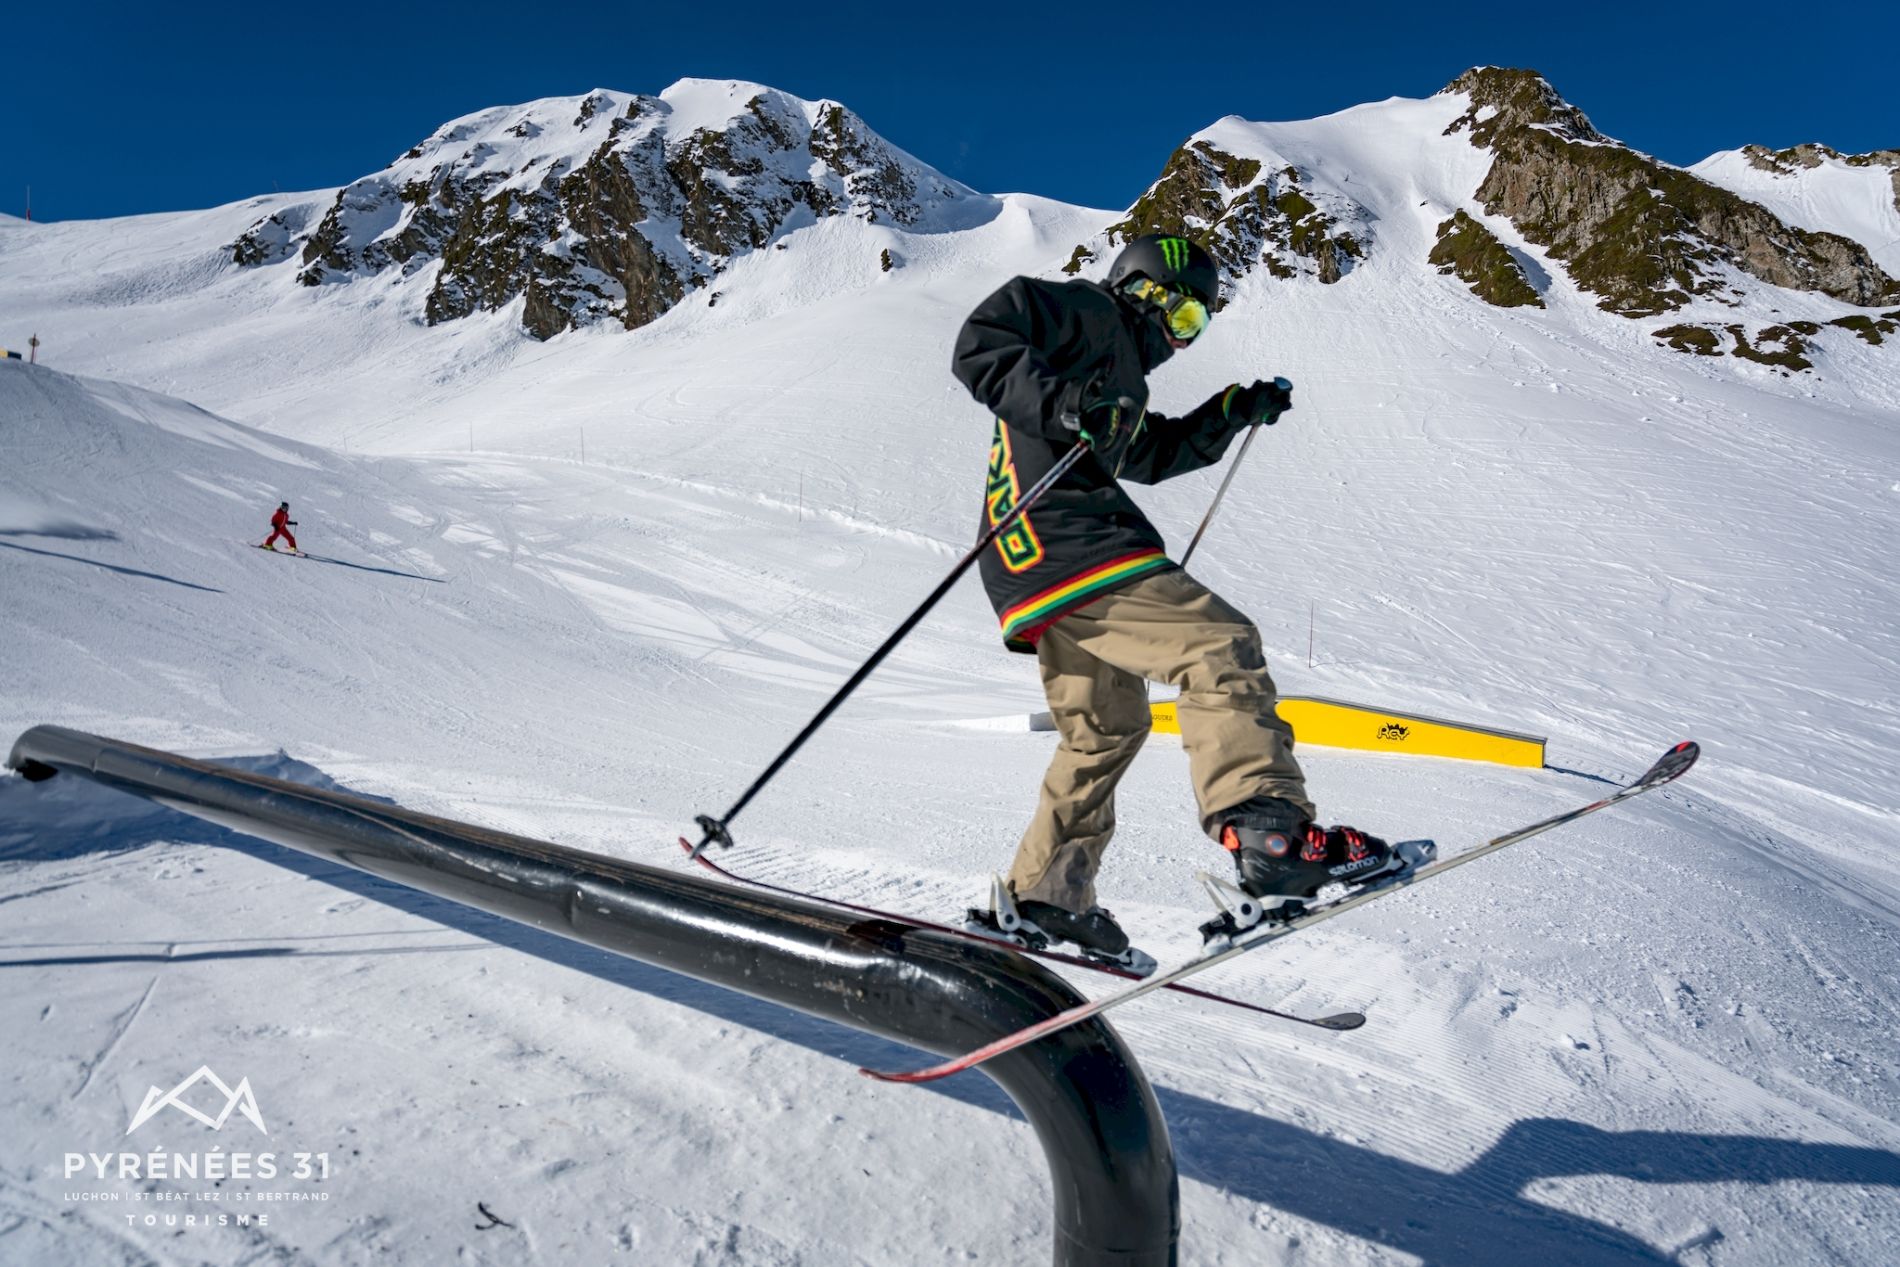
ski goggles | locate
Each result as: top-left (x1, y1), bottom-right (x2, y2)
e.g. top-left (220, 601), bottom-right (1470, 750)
top-left (1125, 277), bottom-right (1211, 342)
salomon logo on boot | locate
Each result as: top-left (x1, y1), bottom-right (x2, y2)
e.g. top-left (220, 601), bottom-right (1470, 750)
top-left (1222, 815), bottom-right (1400, 903)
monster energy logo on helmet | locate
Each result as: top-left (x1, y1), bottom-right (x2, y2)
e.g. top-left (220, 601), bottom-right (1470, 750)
top-left (1106, 233), bottom-right (1221, 307)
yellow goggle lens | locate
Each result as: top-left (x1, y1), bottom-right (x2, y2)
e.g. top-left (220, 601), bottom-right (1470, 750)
top-left (1166, 296), bottom-right (1209, 340)
top-left (1131, 278), bottom-right (1210, 341)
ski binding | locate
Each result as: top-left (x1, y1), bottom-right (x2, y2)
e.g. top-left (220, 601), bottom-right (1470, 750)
top-left (1196, 872), bottom-right (1277, 944)
top-left (963, 875), bottom-right (1050, 950)
top-left (1195, 838), bottom-right (1438, 946)
top-left (965, 874), bottom-right (1156, 976)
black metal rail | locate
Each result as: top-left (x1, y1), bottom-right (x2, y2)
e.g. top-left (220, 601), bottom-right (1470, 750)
top-left (6, 725), bottom-right (1178, 1266)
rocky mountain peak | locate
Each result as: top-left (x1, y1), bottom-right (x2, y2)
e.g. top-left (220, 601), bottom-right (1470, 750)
top-left (1437, 67), bottom-right (1898, 322)
top-left (1060, 129), bottom-right (1371, 300)
top-left (228, 81), bottom-right (980, 340)
top-left (1440, 67), bottom-right (1606, 148)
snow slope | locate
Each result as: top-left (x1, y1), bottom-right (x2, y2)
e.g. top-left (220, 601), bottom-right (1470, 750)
top-left (5, 82), bottom-right (1900, 1265)
top-left (1692, 148), bottom-right (1900, 276)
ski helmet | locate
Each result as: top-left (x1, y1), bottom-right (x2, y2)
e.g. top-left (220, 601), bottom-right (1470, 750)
top-left (1105, 234), bottom-right (1221, 307)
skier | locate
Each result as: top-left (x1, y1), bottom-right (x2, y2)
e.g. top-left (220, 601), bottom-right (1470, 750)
top-left (952, 233), bottom-right (1404, 969)
top-left (261, 502), bottom-right (298, 553)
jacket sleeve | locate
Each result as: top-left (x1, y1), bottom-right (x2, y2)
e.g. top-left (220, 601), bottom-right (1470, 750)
top-left (1115, 387), bottom-right (1243, 485)
top-left (951, 278), bottom-right (1086, 442)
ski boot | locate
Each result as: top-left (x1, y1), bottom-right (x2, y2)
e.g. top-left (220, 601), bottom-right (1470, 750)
top-left (1198, 797), bottom-right (1424, 943)
top-left (965, 876), bottom-right (1158, 976)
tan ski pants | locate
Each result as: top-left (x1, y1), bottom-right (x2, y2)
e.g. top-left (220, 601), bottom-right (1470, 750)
top-left (1007, 568), bottom-right (1312, 911)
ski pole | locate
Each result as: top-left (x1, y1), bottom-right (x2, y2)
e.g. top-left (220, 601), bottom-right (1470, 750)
top-left (1177, 420), bottom-right (1262, 569)
top-left (690, 436), bottom-right (1096, 857)
top-left (1179, 379), bottom-right (1290, 568)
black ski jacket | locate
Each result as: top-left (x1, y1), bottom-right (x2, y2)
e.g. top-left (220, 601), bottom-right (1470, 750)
top-left (952, 275), bottom-right (1244, 652)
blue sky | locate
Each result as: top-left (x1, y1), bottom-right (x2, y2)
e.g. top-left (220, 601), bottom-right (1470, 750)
top-left (6, 1), bottom-right (1892, 222)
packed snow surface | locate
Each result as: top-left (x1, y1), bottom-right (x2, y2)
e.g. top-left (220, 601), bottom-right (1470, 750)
top-left (4, 87), bottom-right (1900, 1266)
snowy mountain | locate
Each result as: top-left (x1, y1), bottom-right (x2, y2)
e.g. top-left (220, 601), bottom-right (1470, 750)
top-left (4, 67), bottom-right (1900, 1266)
top-left (5, 68), bottom-right (1898, 447)
top-left (230, 80), bottom-right (989, 339)
top-left (1060, 69), bottom-right (1899, 374)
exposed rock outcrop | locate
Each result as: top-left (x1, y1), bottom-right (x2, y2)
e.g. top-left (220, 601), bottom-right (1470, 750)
top-left (1442, 68), bottom-right (1900, 318)
top-left (1651, 321), bottom-right (1819, 372)
top-left (229, 204), bottom-right (317, 267)
top-left (1062, 138), bottom-right (1369, 301)
top-left (1828, 310), bottom-right (1900, 344)
top-left (1429, 211), bottom-right (1543, 307)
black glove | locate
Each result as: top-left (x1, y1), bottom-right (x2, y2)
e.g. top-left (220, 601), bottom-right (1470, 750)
top-left (1078, 400), bottom-right (1138, 454)
top-left (288, 520), bottom-right (298, 526)
top-left (1224, 377), bottom-right (1294, 427)
top-left (1058, 379), bottom-right (1139, 455)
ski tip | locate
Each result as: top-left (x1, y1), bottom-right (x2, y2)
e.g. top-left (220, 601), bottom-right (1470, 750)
top-left (1641, 741), bottom-right (1700, 788)
top-left (1311, 1011), bottom-right (1367, 1031)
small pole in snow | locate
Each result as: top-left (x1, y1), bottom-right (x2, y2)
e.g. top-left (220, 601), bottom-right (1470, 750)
top-left (23, 186), bottom-right (29, 223)
top-left (28, 333), bottom-right (39, 365)
top-left (1308, 601), bottom-right (1315, 669)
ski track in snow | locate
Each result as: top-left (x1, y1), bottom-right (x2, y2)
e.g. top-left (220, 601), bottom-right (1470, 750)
top-left (68, 972), bottom-right (159, 1102)
top-left (4, 90), bottom-right (1900, 1264)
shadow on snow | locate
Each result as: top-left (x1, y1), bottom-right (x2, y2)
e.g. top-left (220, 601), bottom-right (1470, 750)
top-left (0, 540), bottom-right (223, 593)
top-left (289, 552), bottom-right (446, 583)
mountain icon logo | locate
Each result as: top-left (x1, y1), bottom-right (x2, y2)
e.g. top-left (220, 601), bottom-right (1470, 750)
top-left (125, 1067), bottom-right (269, 1136)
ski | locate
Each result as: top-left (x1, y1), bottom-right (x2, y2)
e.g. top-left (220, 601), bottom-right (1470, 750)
top-left (677, 839), bottom-right (1365, 1032)
top-left (251, 543), bottom-right (306, 557)
top-left (862, 740), bottom-right (1699, 1085)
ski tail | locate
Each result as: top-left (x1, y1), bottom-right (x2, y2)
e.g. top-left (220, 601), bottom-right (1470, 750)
top-left (862, 741), bottom-right (1698, 1085)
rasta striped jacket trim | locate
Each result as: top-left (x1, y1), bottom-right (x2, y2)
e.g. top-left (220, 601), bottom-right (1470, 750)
top-left (999, 549), bottom-right (1174, 649)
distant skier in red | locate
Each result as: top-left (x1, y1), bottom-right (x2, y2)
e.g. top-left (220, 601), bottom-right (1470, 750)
top-left (262, 502), bottom-right (298, 552)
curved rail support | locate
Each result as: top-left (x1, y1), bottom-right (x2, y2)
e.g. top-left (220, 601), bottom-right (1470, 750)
top-left (7, 725), bottom-right (1178, 1266)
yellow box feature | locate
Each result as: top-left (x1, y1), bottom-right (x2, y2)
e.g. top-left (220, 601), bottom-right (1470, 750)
top-left (1147, 695), bottom-right (1545, 768)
